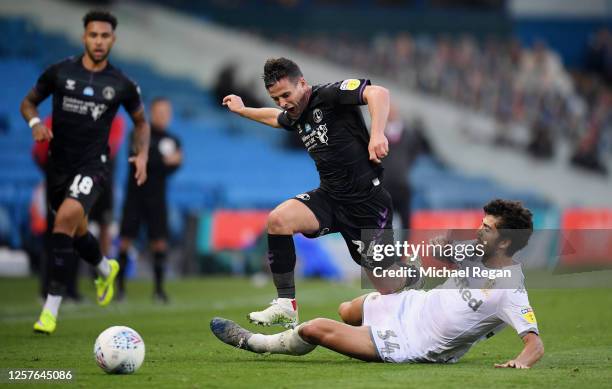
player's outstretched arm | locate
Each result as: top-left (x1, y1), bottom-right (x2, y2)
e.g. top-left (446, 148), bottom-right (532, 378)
top-left (20, 89), bottom-right (53, 142)
top-left (128, 107), bottom-right (150, 186)
top-left (495, 332), bottom-right (544, 369)
top-left (362, 85), bottom-right (390, 164)
top-left (222, 94), bottom-right (282, 128)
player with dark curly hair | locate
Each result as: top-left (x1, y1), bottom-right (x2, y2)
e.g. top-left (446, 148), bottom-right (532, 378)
top-left (212, 199), bottom-right (544, 369)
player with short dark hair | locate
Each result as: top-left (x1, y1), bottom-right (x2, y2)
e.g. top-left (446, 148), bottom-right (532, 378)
top-left (117, 97), bottom-right (182, 303)
top-left (223, 57), bottom-right (414, 329)
top-left (212, 199), bottom-right (544, 369)
top-left (20, 10), bottom-right (150, 334)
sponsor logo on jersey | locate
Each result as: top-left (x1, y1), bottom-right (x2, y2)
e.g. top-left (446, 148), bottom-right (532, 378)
top-left (340, 79), bottom-right (361, 91)
top-left (102, 86), bottom-right (115, 100)
top-left (454, 277), bottom-right (484, 312)
top-left (315, 124), bottom-right (328, 145)
top-left (520, 307), bottom-right (537, 324)
top-left (83, 86), bottom-right (94, 96)
top-left (62, 96), bottom-right (107, 121)
top-left (313, 108), bottom-right (323, 123)
top-left (65, 79), bottom-right (76, 90)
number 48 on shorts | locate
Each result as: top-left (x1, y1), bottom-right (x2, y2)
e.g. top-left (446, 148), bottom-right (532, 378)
top-left (69, 174), bottom-right (94, 198)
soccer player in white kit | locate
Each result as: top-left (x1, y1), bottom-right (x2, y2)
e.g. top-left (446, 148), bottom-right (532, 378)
top-left (211, 199), bottom-right (544, 368)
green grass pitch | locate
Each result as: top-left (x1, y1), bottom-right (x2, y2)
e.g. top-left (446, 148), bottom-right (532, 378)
top-left (1, 277), bottom-right (611, 388)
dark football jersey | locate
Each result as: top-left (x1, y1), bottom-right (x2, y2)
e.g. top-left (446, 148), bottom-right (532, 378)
top-left (32, 55), bottom-right (142, 170)
top-left (277, 78), bottom-right (383, 203)
top-left (126, 126), bottom-right (181, 195)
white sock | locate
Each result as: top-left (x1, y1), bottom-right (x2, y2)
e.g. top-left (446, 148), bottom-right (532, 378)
top-left (247, 324), bottom-right (315, 355)
top-left (96, 257), bottom-right (111, 278)
top-left (43, 294), bottom-right (62, 317)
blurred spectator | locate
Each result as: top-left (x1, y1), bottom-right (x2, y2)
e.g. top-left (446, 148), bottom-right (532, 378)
top-left (383, 105), bottom-right (436, 230)
top-left (213, 62), bottom-right (263, 109)
top-left (269, 30), bottom-right (612, 169)
top-left (586, 28), bottom-right (612, 85)
top-left (526, 119), bottom-right (554, 160)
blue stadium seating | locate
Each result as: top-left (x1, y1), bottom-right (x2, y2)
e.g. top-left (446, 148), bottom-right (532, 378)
top-left (0, 16), bottom-right (550, 247)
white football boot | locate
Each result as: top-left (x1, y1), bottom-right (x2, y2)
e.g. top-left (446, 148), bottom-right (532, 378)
top-left (247, 298), bottom-right (298, 329)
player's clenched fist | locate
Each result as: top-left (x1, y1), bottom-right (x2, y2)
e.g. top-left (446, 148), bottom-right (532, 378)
top-left (32, 123), bottom-right (53, 142)
top-left (222, 95), bottom-right (245, 114)
top-left (368, 132), bottom-right (389, 164)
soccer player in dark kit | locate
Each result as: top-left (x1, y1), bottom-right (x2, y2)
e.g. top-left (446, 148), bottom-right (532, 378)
top-left (223, 58), bottom-right (414, 329)
top-left (117, 97), bottom-right (183, 303)
top-left (20, 10), bottom-right (150, 334)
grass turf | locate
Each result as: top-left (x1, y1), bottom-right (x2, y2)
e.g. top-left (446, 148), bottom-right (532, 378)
top-left (0, 277), bottom-right (611, 388)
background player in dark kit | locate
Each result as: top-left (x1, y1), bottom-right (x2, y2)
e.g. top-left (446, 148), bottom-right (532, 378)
top-left (223, 58), bottom-right (414, 329)
top-left (20, 10), bottom-right (150, 334)
top-left (117, 97), bottom-right (183, 303)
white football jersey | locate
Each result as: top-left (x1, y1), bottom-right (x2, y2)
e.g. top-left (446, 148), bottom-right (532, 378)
top-left (409, 262), bottom-right (538, 363)
top-left (364, 260), bottom-right (539, 363)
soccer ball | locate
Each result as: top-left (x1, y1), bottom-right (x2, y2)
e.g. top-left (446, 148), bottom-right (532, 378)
top-left (94, 326), bottom-right (145, 374)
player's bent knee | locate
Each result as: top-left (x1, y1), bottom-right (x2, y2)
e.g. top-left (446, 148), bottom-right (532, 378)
top-left (267, 208), bottom-right (292, 234)
top-left (53, 212), bottom-right (81, 235)
top-left (338, 302), bottom-right (351, 323)
top-left (298, 319), bottom-right (328, 345)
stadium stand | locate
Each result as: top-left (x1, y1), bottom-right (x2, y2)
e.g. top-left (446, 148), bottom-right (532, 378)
top-left (0, 13), bottom-right (554, 250)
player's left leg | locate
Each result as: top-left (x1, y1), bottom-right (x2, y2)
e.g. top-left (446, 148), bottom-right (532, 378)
top-left (210, 317), bottom-right (380, 362)
top-left (147, 196), bottom-right (170, 303)
top-left (73, 216), bottom-right (119, 307)
top-left (340, 188), bottom-right (420, 294)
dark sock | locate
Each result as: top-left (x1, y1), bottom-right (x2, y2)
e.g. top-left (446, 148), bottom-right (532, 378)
top-left (73, 232), bottom-right (102, 267)
top-left (48, 233), bottom-right (77, 296)
top-left (153, 251), bottom-right (166, 293)
top-left (118, 250), bottom-right (128, 293)
top-left (267, 234), bottom-right (296, 299)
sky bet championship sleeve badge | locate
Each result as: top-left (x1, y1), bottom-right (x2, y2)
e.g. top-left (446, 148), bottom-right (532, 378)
top-left (521, 307), bottom-right (537, 324)
top-left (340, 79), bottom-right (361, 90)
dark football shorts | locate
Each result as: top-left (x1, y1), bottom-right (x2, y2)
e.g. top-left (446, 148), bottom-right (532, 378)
top-left (89, 171), bottom-right (113, 225)
top-left (119, 188), bottom-right (168, 241)
top-left (46, 160), bottom-right (109, 216)
top-left (293, 186), bottom-right (397, 270)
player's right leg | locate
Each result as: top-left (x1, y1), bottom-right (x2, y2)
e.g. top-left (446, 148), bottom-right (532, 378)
top-left (34, 198), bottom-right (84, 334)
top-left (247, 198), bottom-right (320, 329)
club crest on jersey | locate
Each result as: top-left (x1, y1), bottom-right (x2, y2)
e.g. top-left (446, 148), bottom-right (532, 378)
top-left (65, 79), bottom-right (76, 90)
top-left (313, 108), bottom-right (323, 123)
top-left (315, 124), bottom-right (328, 145)
top-left (83, 86), bottom-right (94, 96)
top-left (102, 86), bottom-right (115, 100)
